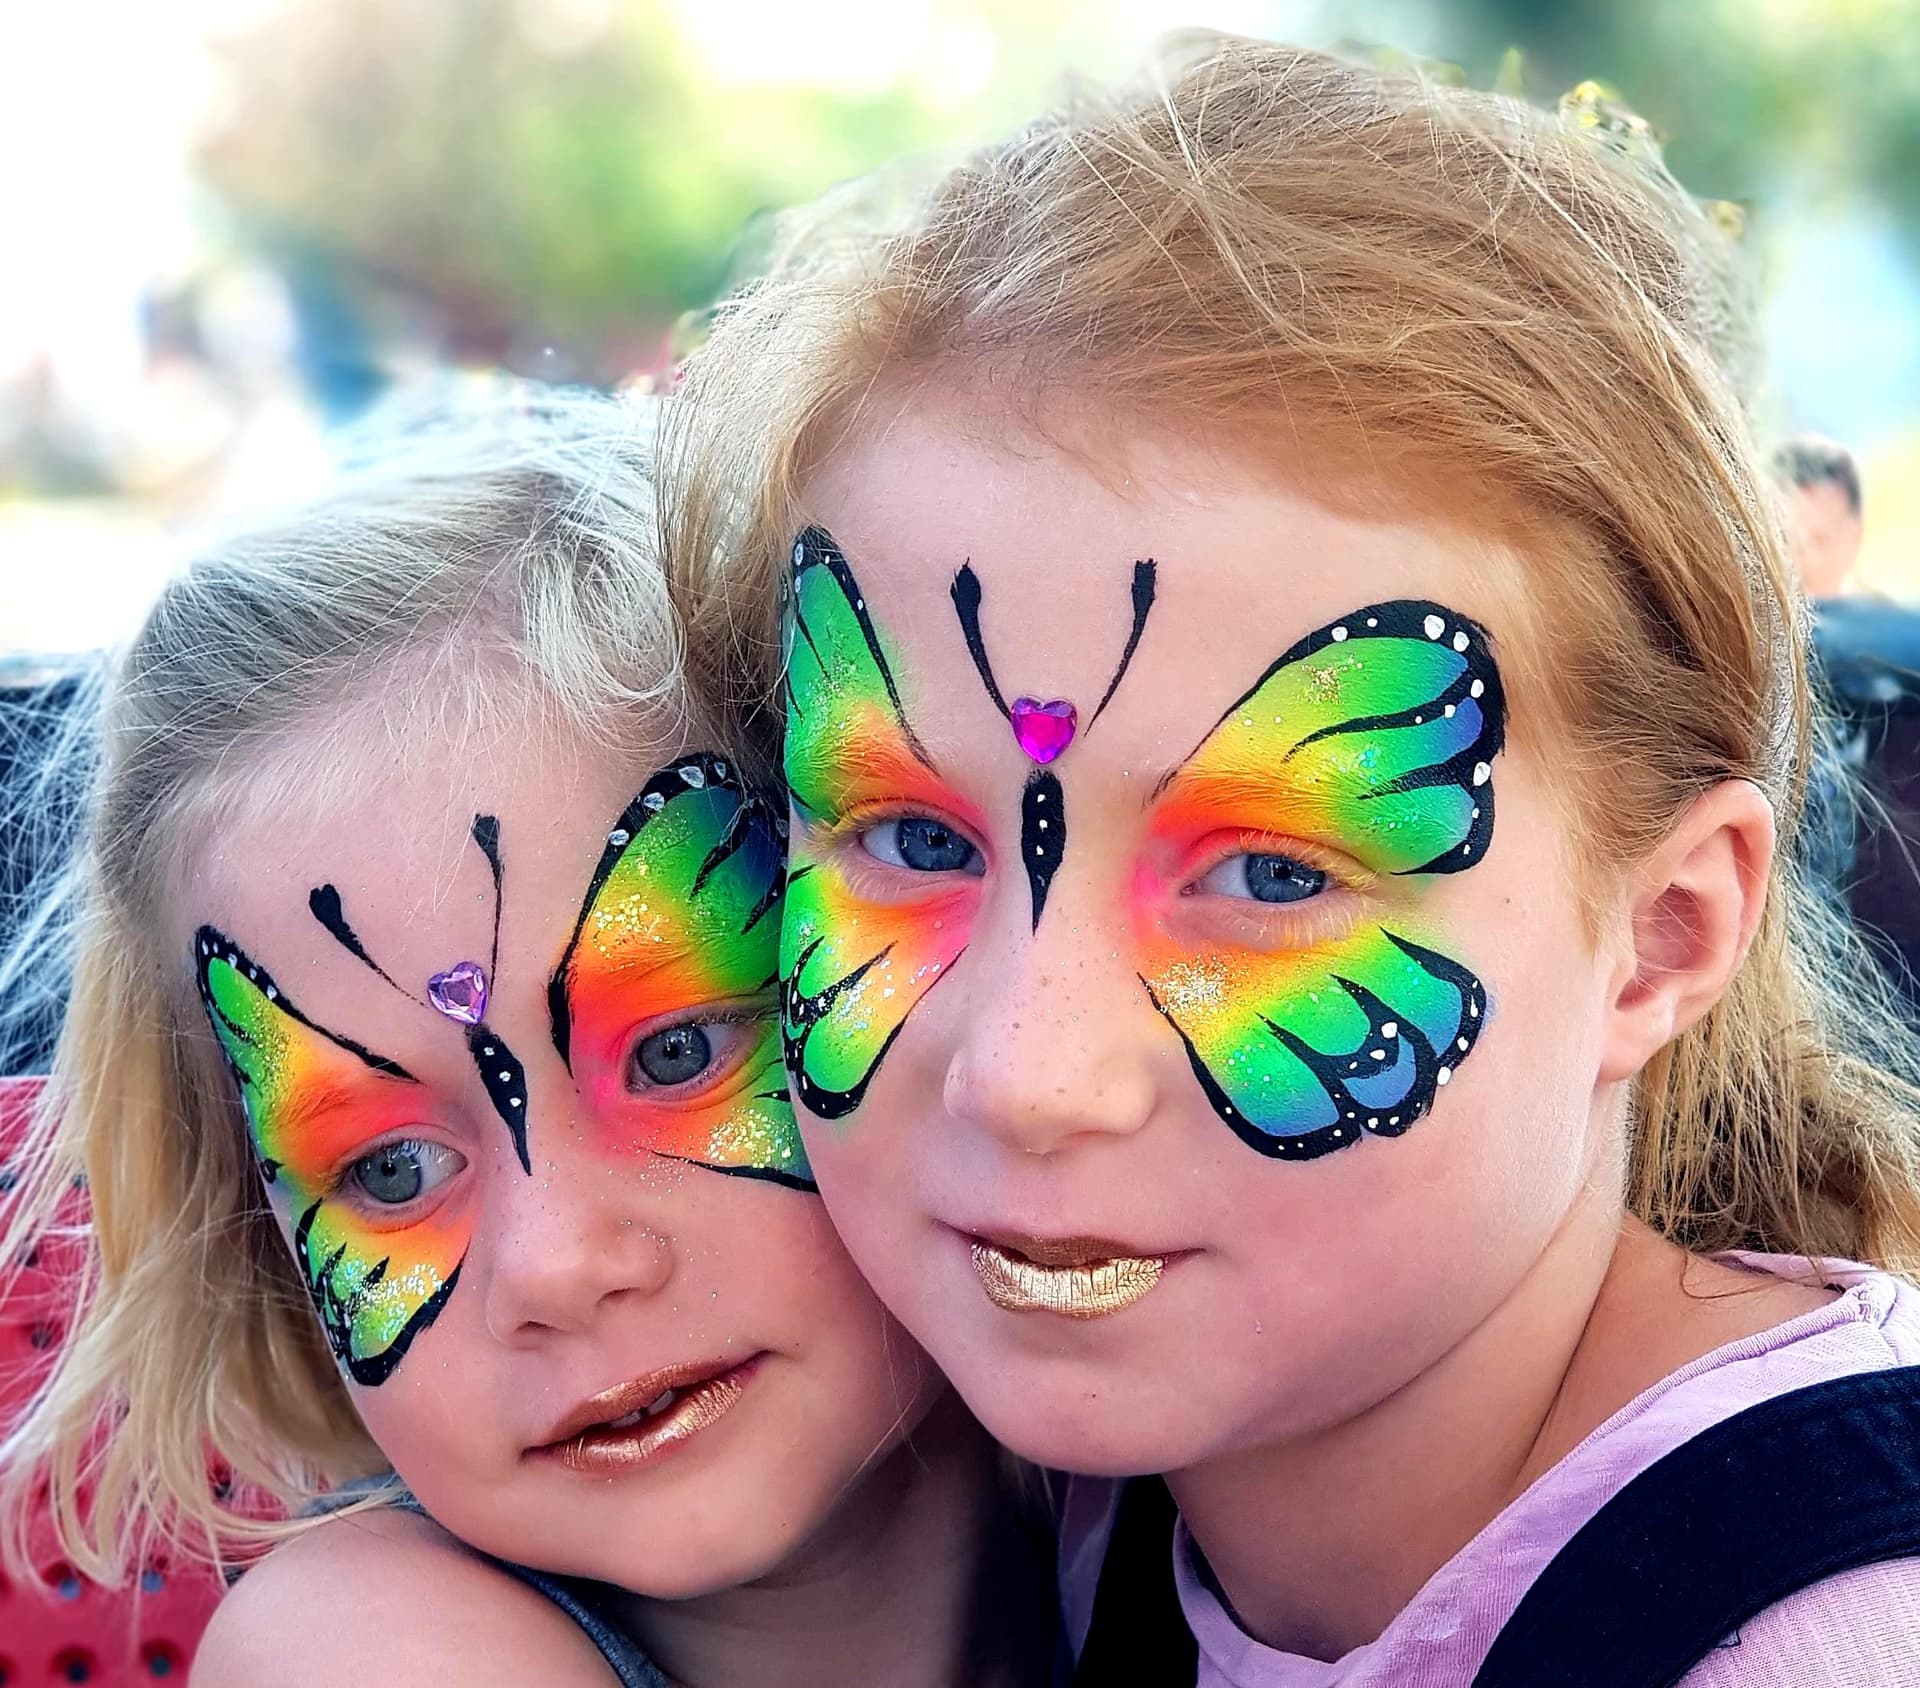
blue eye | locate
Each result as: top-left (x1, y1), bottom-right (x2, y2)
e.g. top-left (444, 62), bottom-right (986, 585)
top-left (1195, 853), bottom-right (1328, 904)
top-left (860, 816), bottom-right (985, 875)
top-left (348, 1139), bottom-right (465, 1206)
top-left (627, 1018), bottom-right (754, 1093)
top-left (633, 1023), bottom-right (714, 1087)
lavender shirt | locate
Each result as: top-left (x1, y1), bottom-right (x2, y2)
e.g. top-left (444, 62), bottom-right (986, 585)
top-left (1061, 1254), bottom-right (1920, 1686)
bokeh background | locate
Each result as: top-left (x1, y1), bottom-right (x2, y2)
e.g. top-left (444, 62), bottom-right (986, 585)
top-left (5, 0), bottom-right (1919, 670)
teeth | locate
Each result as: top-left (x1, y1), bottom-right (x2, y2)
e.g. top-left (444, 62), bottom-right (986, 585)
top-left (583, 1387), bottom-right (686, 1438)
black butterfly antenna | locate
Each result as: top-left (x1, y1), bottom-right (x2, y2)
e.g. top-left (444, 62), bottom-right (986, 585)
top-left (308, 884), bottom-right (426, 1006)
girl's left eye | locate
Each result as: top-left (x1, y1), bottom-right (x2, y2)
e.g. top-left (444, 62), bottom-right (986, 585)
top-left (347, 1138), bottom-right (466, 1207)
top-left (859, 816), bottom-right (985, 875)
top-left (1193, 852), bottom-right (1329, 905)
top-left (627, 1018), bottom-right (755, 1092)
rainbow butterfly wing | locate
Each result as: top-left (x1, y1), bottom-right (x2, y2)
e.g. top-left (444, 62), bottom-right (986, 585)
top-left (1146, 929), bottom-right (1487, 1160)
top-left (780, 527), bottom-right (969, 1121)
top-left (548, 754), bottom-right (810, 1187)
top-left (194, 929), bottom-right (464, 1385)
top-left (1184, 598), bottom-right (1505, 874)
top-left (1147, 600), bottom-right (1504, 1159)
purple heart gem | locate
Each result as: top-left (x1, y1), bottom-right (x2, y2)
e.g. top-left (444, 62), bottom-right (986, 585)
top-left (426, 961), bottom-right (489, 1025)
top-left (1010, 696), bottom-right (1077, 764)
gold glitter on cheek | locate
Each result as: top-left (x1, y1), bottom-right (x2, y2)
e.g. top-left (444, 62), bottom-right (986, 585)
top-left (1305, 652), bottom-right (1361, 705)
top-left (349, 1261), bottom-right (445, 1348)
top-left (1153, 957), bottom-right (1230, 1017)
top-left (591, 884), bottom-right (664, 957)
top-left (706, 1104), bottom-right (788, 1169)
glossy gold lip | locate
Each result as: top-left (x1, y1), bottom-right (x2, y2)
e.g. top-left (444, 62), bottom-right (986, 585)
top-left (530, 1355), bottom-right (761, 1474)
top-left (970, 1239), bottom-right (1165, 1319)
top-left (548, 1366), bottom-right (750, 1474)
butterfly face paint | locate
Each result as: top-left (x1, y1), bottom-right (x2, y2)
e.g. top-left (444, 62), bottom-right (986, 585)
top-left (781, 528), bottom-right (974, 1120)
top-left (549, 753), bottom-right (810, 1187)
top-left (1143, 599), bottom-right (1505, 1159)
top-left (195, 932), bottom-right (464, 1385)
top-left (309, 815), bottom-right (534, 1172)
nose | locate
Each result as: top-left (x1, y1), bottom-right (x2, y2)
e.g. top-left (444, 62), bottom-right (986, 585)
top-left (480, 1133), bottom-right (677, 1342)
top-left (943, 886), bottom-right (1156, 1155)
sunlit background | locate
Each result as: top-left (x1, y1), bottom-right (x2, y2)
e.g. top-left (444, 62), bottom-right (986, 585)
top-left (5, 0), bottom-right (1920, 669)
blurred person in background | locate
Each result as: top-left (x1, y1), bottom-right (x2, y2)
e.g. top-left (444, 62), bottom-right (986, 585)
top-left (1779, 436), bottom-right (1920, 1013)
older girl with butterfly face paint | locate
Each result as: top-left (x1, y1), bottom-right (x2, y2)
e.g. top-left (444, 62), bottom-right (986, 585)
top-left (671, 38), bottom-right (1920, 1687)
top-left (0, 393), bottom-right (1054, 1688)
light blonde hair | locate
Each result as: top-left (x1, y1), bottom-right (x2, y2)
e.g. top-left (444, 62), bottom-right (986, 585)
top-left (668, 36), bottom-right (1920, 1272)
top-left (0, 384), bottom-right (756, 1582)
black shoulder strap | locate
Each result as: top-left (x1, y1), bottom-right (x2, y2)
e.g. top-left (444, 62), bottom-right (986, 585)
top-left (1072, 1477), bottom-right (1199, 1686)
top-left (1475, 1366), bottom-right (1920, 1688)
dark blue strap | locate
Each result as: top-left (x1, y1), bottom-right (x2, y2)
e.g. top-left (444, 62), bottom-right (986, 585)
top-left (1475, 1366), bottom-right (1920, 1688)
top-left (304, 1481), bottom-right (668, 1687)
top-left (500, 1565), bottom-right (672, 1688)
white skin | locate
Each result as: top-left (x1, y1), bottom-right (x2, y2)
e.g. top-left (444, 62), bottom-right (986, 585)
top-left (1782, 477), bottom-right (1864, 599)
top-left (789, 390), bottom-right (1833, 1660)
top-left (190, 704), bottom-right (1038, 1688)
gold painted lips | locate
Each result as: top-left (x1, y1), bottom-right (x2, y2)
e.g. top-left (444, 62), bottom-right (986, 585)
top-left (969, 1235), bottom-right (1167, 1319)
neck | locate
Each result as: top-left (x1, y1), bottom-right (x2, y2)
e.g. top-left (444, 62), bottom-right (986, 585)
top-left (629, 1391), bottom-right (1053, 1688)
top-left (1172, 1191), bottom-right (1832, 1663)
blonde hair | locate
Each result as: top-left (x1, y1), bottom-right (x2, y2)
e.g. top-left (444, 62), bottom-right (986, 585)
top-left (0, 384), bottom-right (754, 1582)
top-left (669, 37), bottom-right (1920, 1271)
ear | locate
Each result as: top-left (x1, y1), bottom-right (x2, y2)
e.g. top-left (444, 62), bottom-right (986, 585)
top-left (1597, 780), bottom-right (1775, 1085)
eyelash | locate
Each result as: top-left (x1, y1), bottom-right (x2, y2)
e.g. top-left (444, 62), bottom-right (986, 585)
top-left (620, 1006), bottom-right (771, 1101)
top-left (326, 1131), bottom-right (466, 1219)
top-left (1174, 834), bottom-right (1371, 947)
top-left (817, 802), bottom-right (991, 888)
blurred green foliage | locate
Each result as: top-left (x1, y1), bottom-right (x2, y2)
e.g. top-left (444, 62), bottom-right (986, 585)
top-left (1398, 0), bottom-right (1920, 215)
top-left (199, 0), bottom-right (958, 377)
top-left (194, 0), bottom-right (1920, 385)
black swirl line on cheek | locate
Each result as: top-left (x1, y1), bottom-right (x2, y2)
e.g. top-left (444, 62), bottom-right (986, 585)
top-left (1021, 771), bottom-right (1066, 929)
top-left (295, 1199), bottom-right (464, 1389)
top-left (781, 935), bottom-right (907, 1121)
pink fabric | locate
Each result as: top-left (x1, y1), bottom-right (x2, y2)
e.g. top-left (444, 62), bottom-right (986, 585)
top-left (1061, 1254), bottom-right (1920, 1685)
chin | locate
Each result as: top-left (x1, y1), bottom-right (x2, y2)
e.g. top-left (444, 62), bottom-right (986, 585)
top-left (607, 1546), bottom-right (780, 1602)
top-left (589, 1510), bottom-right (812, 1601)
top-left (943, 1347), bottom-right (1226, 1479)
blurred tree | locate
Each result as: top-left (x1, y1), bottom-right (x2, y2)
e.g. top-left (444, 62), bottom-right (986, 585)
top-left (194, 0), bottom-right (1920, 393)
top-left (1390, 0), bottom-right (1920, 222)
top-left (196, 0), bottom-right (954, 385)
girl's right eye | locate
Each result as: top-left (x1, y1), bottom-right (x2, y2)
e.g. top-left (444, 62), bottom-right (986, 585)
top-left (347, 1139), bottom-right (466, 1207)
top-left (1193, 852), bottom-right (1329, 905)
top-left (859, 816), bottom-right (985, 876)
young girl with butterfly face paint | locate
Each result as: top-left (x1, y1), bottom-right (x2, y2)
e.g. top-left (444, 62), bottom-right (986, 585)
top-left (669, 39), bottom-right (1920, 1687)
top-left (0, 392), bottom-right (1054, 1688)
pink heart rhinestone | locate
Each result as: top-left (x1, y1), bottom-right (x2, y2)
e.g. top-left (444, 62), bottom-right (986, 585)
top-left (426, 960), bottom-right (489, 1025)
top-left (1010, 696), bottom-right (1077, 764)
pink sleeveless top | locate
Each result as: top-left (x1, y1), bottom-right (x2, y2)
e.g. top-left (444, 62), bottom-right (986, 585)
top-left (1060, 1254), bottom-right (1920, 1686)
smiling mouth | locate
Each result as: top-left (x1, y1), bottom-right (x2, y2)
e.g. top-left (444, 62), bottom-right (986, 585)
top-left (968, 1235), bottom-right (1169, 1319)
top-left (531, 1355), bottom-right (763, 1474)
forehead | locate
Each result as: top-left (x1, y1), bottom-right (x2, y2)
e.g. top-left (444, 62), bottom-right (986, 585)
top-left (803, 401), bottom-right (1519, 783)
top-left (180, 710), bottom-right (670, 1039)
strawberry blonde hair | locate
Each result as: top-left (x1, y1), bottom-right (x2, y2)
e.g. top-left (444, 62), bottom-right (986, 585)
top-left (668, 35), bottom-right (1920, 1270)
top-left (0, 387), bottom-right (755, 1581)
